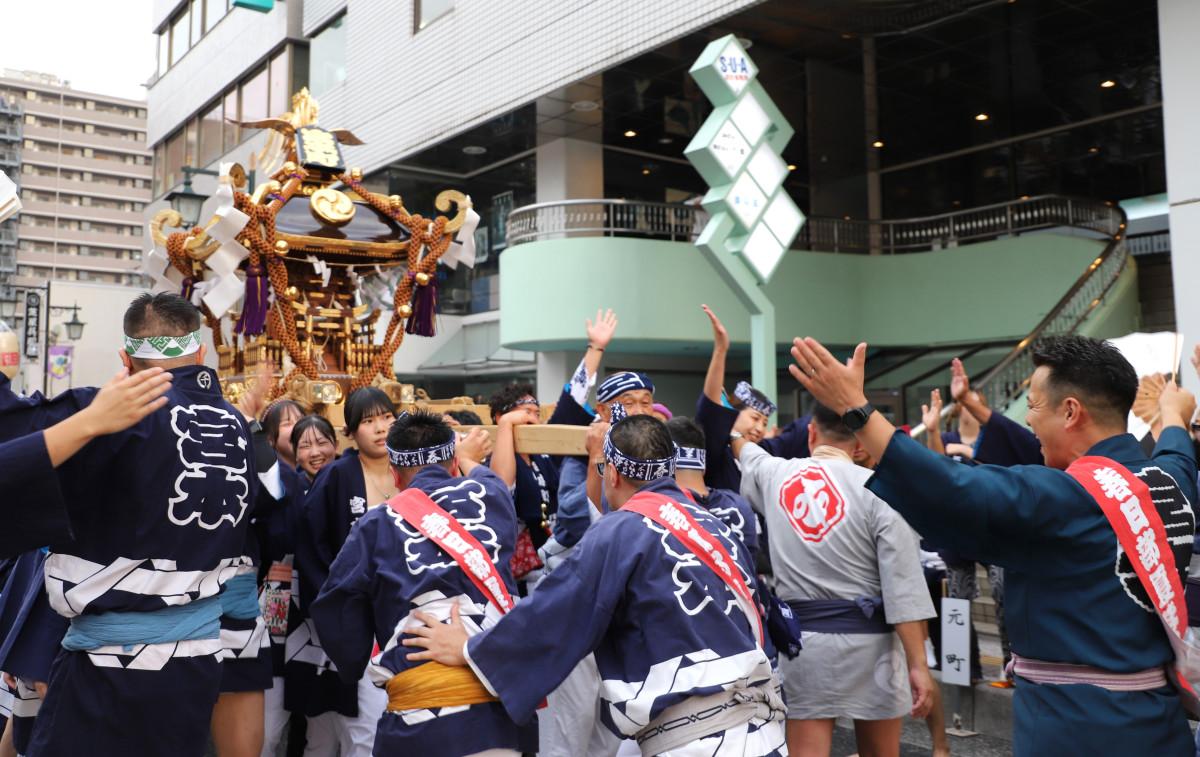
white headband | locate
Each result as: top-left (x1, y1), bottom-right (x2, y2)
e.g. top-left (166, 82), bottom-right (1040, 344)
top-left (124, 331), bottom-right (202, 360)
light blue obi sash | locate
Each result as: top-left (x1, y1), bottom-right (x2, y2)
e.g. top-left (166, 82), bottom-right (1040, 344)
top-left (61, 594), bottom-right (222, 652)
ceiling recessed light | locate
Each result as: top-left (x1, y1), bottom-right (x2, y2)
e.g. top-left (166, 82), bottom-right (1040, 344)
top-left (571, 100), bottom-right (599, 112)
top-left (462, 145), bottom-right (487, 155)
top-left (623, 129), bottom-right (637, 138)
top-left (641, 168), bottom-right (651, 175)
top-left (974, 113), bottom-right (989, 121)
top-left (843, 214), bottom-right (851, 220)
top-left (1019, 195), bottom-right (1031, 200)
top-left (1088, 146), bottom-right (1100, 153)
top-left (871, 140), bottom-right (884, 148)
top-left (787, 164), bottom-right (796, 171)
top-left (1100, 80), bottom-right (1116, 89)
top-left (657, 136), bottom-right (673, 145)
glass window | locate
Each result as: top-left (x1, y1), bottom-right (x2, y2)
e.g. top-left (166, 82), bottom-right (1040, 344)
top-left (184, 117), bottom-right (198, 168)
top-left (268, 47), bottom-right (291, 118)
top-left (240, 66), bottom-right (269, 124)
top-left (190, 0), bottom-right (203, 48)
top-left (415, 0), bottom-right (453, 30)
top-left (158, 30), bottom-right (170, 76)
top-left (171, 7), bottom-right (190, 65)
top-left (204, 0), bottom-right (226, 32)
top-left (199, 100), bottom-right (223, 167)
top-left (309, 14), bottom-right (347, 96)
top-left (223, 88), bottom-right (240, 151)
top-left (164, 129), bottom-right (185, 190)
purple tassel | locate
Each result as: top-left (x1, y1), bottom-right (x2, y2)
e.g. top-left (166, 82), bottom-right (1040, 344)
top-left (180, 276), bottom-right (195, 302)
top-left (236, 263), bottom-right (271, 335)
top-left (405, 275), bottom-right (438, 337)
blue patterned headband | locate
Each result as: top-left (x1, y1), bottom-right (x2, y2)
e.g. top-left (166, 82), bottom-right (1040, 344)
top-left (501, 396), bottom-right (539, 414)
top-left (386, 412), bottom-right (456, 467)
top-left (597, 371), bottom-right (654, 403)
top-left (674, 446), bottom-right (706, 471)
top-left (734, 381), bottom-right (777, 416)
top-left (603, 420), bottom-right (676, 481)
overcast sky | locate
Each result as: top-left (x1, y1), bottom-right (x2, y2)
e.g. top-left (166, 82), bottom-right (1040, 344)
top-left (2, 0), bottom-right (156, 101)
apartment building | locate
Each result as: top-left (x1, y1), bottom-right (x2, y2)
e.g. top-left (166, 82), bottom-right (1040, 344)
top-left (0, 93), bottom-right (20, 275)
top-left (0, 70), bottom-right (152, 287)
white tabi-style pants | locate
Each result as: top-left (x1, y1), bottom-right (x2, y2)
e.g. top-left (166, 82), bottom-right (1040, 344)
top-left (335, 669), bottom-right (387, 757)
top-left (538, 654), bottom-right (621, 757)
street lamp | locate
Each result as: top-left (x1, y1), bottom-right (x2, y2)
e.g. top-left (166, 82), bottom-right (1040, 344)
top-left (62, 302), bottom-right (85, 341)
top-left (165, 172), bottom-right (209, 228)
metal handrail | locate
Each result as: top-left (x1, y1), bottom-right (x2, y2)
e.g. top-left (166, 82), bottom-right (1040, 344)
top-left (507, 194), bottom-right (1122, 254)
top-left (507, 198), bottom-right (701, 246)
top-left (910, 207), bottom-right (1130, 437)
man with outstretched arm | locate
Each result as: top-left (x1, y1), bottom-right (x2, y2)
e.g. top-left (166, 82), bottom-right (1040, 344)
top-left (404, 414), bottom-right (786, 756)
top-left (789, 333), bottom-right (1197, 756)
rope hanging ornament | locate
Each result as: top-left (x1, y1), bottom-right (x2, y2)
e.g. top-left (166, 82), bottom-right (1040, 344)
top-left (340, 173), bottom-right (455, 391)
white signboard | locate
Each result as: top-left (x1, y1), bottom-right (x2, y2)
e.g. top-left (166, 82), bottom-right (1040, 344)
top-left (708, 121), bottom-right (751, 179)
top-left (940, 597), bottom-right (972, 687)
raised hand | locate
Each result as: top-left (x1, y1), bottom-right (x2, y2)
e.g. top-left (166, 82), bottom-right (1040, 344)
top-left (788, 337), bottom-right (868, 414)
top-left (950, 358), bottom-right (970, 402)
top-left (236, 361), bottom-right (273, 421)
top-left (701, 304), bottom-right (730, 353)
top-left (1160, 379), bottom-right (1197, 430)
top-left (585, 308), bottom-right (618, 351)
top-left (586, 418), bottom-right (610, 462)
top-left (79, 368), bottom-right (172, 435)
top-left (921, 388), bottom-right (943, 432)
top-left (455, 427), bottom-right (493, 465)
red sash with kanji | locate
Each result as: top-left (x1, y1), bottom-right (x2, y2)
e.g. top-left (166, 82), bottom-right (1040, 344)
top-left (1068, 456), bottom-right (1200, 712)
top-left (386, 489), bottom-right (514, 615)
top-left (624, 491), bottom-right (764, 647)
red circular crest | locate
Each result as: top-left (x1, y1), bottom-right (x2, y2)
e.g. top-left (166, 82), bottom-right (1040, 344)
top-left (778, 462), bottom-right (846, 542)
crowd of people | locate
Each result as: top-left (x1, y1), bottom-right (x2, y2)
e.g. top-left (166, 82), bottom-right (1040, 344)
top-left (0, 291), bottom-right (1197, 757)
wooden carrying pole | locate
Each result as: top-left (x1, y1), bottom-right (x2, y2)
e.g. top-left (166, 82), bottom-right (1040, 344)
top-left (459, 425), bottom-right (589, 456)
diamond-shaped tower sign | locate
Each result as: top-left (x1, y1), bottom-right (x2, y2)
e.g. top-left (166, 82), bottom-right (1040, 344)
top-left (685, 35), bottom-right (807, 418)
top-left (686, 36), bottom-right (804, 283)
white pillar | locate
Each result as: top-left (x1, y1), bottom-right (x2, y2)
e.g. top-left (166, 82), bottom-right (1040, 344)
top-left (535, 137), bottom-right (603, 204)
top-left (1159, 0), bottom-right (1200, 393)
top-left (536, 351), bottom-right (572, 405)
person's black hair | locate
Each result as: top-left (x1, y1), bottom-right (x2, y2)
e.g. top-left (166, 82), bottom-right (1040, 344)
top-left (609, 415), bottom-right (674, 484)
top-left (665, 416), bottom-right (705, 449)
top-left (344, 387), bottom-right (396, 434)
top-left (123, 292), bottom-right (201, 337)
top-left (447, 409), bottom-right (483, 426)
top-left (1031, 335), bottom-right (1138, 426)
top-left (488, 383), bottom-right (537, 422)
top-left (810, 403), bottom-right (854, 443)
top-left (263, 399), bottom-right (305, 443)
top-left (289, 414), bottom-right (337, 456)
top-left (731, 385), bottom-right (771, 413)
top-left (386, 411), bottom-right (454, 468)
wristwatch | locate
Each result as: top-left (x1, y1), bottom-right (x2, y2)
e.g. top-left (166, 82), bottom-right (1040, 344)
top-left (842, 403), bottom-right (876, 431)
top-left (729, 431), bottom-right (743, 440)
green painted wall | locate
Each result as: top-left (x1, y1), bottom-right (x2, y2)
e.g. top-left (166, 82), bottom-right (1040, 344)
top-left (500, 234), bottom-right (1109, 353)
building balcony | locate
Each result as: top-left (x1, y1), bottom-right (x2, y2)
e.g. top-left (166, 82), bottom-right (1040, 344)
top-left (23, 151), bottom-right (152, 180)
top-left (21, 172), bottom-right (150, 202)
top-left (23, 124), bottom-right (149, 156)
top-left (16, 249), bottom-right (141, 273)
top-left (21, 99), bottom-right (143, 130)
top-left (19, 198), bottom-right (145, 226)
top-left (18, 225), bottom-right (144, 251)
top-left (498, 196), bottom-right (1131, 354)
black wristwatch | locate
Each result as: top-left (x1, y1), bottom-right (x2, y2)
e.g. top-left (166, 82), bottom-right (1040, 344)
top-left (842, 403), bottom-right (876, 431)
